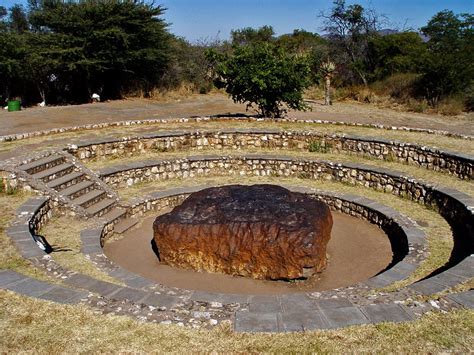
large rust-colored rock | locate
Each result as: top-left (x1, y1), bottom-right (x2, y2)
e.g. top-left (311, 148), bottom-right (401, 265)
top-left (152, 184), bottom-right (332, 280)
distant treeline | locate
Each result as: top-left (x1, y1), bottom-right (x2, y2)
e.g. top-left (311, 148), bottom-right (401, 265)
top-left (0, 0), bottom-right (472, 111)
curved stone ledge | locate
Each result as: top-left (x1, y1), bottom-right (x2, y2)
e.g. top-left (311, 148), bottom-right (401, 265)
top-left (2, 189), bottom-right (472, 332)
top-left (97, 154), bottom-right (474, 274)
top-left (67, 130), bottom-right (473, 179)
top-left (1, 116), bottom-right (472, 143)
top-left (113, 185), bottom-right (426, 288)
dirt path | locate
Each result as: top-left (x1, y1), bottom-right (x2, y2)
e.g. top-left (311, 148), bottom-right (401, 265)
top-left (1, 93), bottom-right (472, 136)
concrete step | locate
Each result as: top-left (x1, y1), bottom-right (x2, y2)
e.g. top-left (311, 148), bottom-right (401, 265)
top-left (86, 198), bottom-right (116, 217)
top-left (114, 218), bottom-right (139, 234)
top-left (71, 189), bottom-right (106, 208)
top-left (19, 154), bottom-right (65, 174)
top-left (60, 180), bottom-right (95, 198)
top-left (47, 171), bottom-right (85, 190)
top-left (102, 207), bottom-right (127, 224)
top-left (32, 162), bottom-right (74, 182)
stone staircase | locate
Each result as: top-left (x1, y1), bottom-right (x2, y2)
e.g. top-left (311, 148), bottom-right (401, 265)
top-left (17, 152), bottom-right (137, 234)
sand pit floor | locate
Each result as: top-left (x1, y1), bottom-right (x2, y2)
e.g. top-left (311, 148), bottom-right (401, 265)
top-left (104, 211), bottom-right (392, 295)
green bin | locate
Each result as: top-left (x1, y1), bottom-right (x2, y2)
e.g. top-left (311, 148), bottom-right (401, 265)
top-left (7, 100), bottom-right (21, 112)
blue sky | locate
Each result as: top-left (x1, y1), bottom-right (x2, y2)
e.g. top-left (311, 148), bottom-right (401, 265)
top-left (1, 0), bottom-right (473, 42)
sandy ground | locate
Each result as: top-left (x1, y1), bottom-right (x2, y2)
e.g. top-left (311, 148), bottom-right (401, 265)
top-left (104, 211), bottom-right (392, 295)
top-left (1, 93), bottom-right (473, 136)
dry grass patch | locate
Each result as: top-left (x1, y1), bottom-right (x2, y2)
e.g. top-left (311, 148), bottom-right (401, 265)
top-left (0, 190), bottom-right (53, 282)
top-left (1, 120), bottom-right (472, 155)
top-left (40, 216), bottom-right (122, 284)
top-left (0, 290), bottom-right (472, 353)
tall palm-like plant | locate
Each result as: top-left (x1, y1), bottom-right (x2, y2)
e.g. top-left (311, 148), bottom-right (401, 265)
top-left (320, 60), bottom-right (336, 105)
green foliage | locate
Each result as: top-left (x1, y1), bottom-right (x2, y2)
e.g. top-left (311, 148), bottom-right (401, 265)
top-left (368, 32), bottom-right (426, 80)
top-left (208, 43), bottom-right (311, 118)
top-left (231, 25), bottom-right (275, 46)
top-left (0, 0), bottom-right (171, 105)
top-left (417, 11), bottom-right (474, 106)
top-left (309, 141), bottom-right (332, 153)
top-left (322, 0), bottom-right (380, 86)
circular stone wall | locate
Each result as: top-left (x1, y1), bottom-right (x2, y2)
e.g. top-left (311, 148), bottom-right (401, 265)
top-left (104, 209), bottom-right (392, 295)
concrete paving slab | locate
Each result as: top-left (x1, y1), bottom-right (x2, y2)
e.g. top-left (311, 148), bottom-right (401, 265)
top-left (39, 286), bottom-right (88, 304)
top-left (0, 270), bottom-right (28, 287)
top-left (7, 278), bottom-right (55, 297)
top-left (234, 311), bottom-right (279, 332)
top-left (361, 303), bottom-right (414, 323)
top-left (280, 309), bottom-right (329, 331)
top-left (320, 306), bottom-right (369, 328)
top-left (446, 290), bottom-right (474, 309)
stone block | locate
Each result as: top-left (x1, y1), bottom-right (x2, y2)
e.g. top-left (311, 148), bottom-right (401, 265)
top-left (234, 311), bottom-right (279, 332)
top-left (320, 306), bottom-right (369, 328)
top-left (361, 303), bottom-right (414, 323)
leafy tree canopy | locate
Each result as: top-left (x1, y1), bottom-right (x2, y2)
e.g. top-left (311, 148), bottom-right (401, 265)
top-left (208, 43), bottom-right (311, 118)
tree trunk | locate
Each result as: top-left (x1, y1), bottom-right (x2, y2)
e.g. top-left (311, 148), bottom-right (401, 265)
top-left (324, 75), bottom-right (332, 106)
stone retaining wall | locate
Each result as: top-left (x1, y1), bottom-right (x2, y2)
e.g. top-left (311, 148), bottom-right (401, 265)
top-left (98, 155), bottom-right (474, 269)
top-left (68, 130), bottom-right (473, 179)
top-left (106, 185), bottom-right (426, 288)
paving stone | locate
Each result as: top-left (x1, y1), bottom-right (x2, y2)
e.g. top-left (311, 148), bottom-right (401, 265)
top-left (142, 293), bottom-right (180, 308)
top-left (364, 274), bottom-right (394, 288)
top-left (429, 272), bottom-right (469, 288)
top-left (81, 244), bottom-right (102, 255)
top-left (39, 286), bottom-right (88, 304)
top-left (404, 227), bottom-right (427, 245)
top-left (109, 287), bottom-right (148, 303)
top-left (80, 229), bottom-right (102, 238)
top-left (409, 279), bottom-right (446, 295)
top-left (86, 280), bottom-right (122, 297)
top-left (314, 298), bottom-right (353, 309)
top-left (108, 267), bottom-right (139, 281)
top-left (389, 261), bottom-right (417, 275)
top-left (6, 224), bottom-right (31, 235)
top-left (7, 278), bottom-right (55, 297)
top-left (376, 268), bottom-right (408, 282)
top-left (248, 295), bottom-right (282, 313)
top-left (320, 306), bottom-right (369, 329)
top-left (446, 290), bottom-right (474, 309)
top-left (14, 240), bottom-right (46, 259)
top-left (279, 293), bottom-right (317, 313)
top-left (280, 310), bottom-right (329, 331)
top-left (16, 205), bottom-right (41, 214)
top-left (0, 270), bottom-right (28, 287)
top-left (7, 230), bottom-right (32, 242)
top-left (124, 276), bottom-right (154, 289)
top-left (64, 273), bottom-right (98, 289)
top-left (361, 303), bottom-right (414, 323)
top-left (234, 311), bottom-right (279, 332)
top-left (189, 291), bottom-right (221, 303)
top-left (446, 257), bottom-right (474, 278)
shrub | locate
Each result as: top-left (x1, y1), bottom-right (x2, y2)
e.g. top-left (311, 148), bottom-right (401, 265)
top-left (207, 43), bottom-right (311, 118)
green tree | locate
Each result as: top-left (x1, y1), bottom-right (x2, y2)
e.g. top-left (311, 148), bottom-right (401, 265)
top-left (321, 0), bottom-right (382, 86)
top-left (8, 4), bottom-right (28, 33)
top-left (418, 10), bottom-right (473, 106)
top-left (208, 43), bottom-right (311, 118)
top-left (231, 25), bottom-right (275, 46)
top-left (28, 0), bottom-right (171, 102)
top-left (368, 32), bottom-right (426, 80)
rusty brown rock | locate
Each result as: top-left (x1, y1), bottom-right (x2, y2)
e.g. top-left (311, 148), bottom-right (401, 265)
top-left (152, 184), bottom-right (332, 280)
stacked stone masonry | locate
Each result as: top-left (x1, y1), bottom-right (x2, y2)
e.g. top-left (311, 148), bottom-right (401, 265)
top-left (67, 130), bottom-right (473, 179)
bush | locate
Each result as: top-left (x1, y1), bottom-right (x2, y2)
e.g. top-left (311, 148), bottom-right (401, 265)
top-left (437, 97), bottom-right (465, 116)
top-left (207, 43), bottom-right (311, 118)
top-left (370, 73), bottom-right (418, 101)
